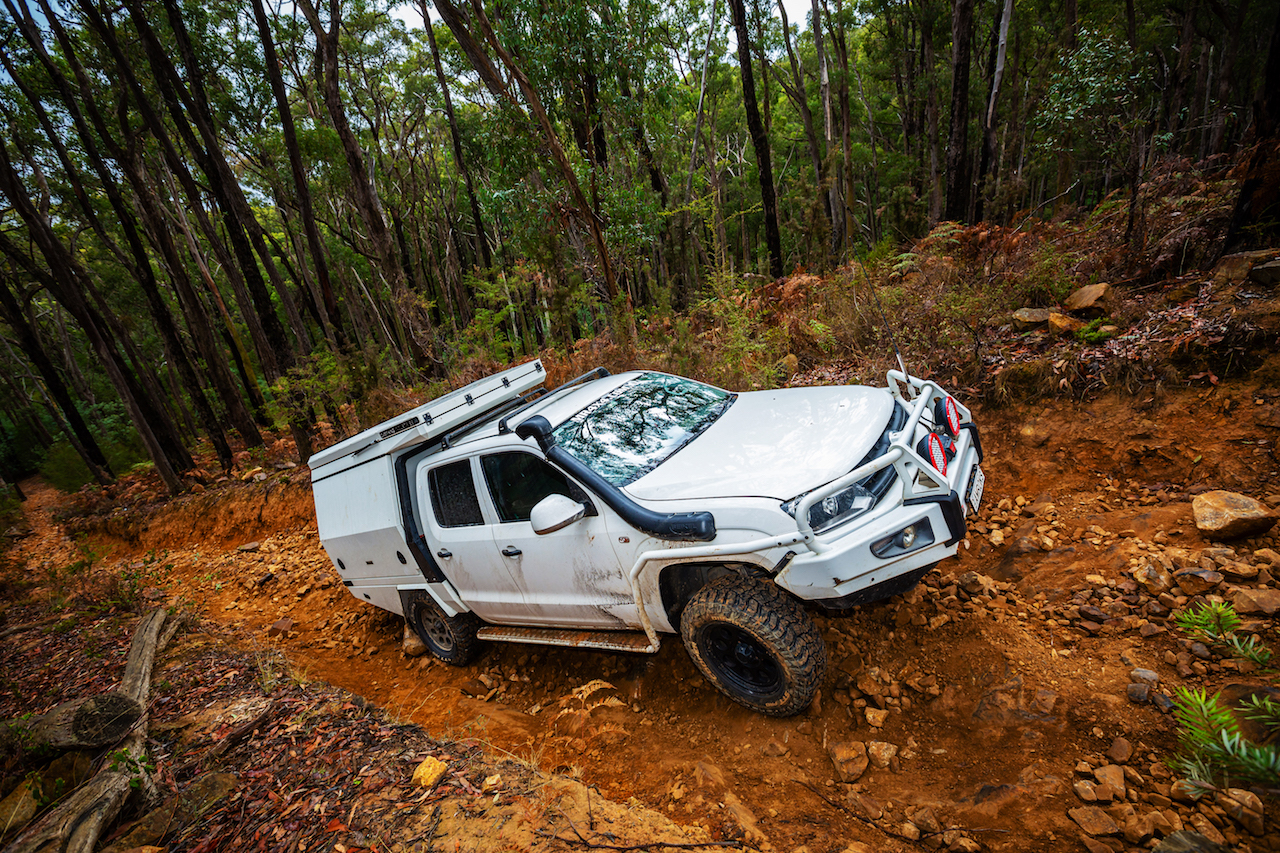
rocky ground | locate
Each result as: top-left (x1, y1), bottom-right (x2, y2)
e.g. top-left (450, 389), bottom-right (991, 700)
top-left (4, 246), bottom-right (1280, 853)
top-left (3, 371), bottom-right (1280, 853)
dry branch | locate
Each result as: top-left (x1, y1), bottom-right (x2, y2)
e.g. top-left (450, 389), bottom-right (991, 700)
top-left (3, 608), bottom-right (169, 853)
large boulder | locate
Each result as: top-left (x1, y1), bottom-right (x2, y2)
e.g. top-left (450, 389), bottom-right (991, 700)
top-left (1192, 491), bottom-right (1278, 540)
top-left (1048, 312), bottom-right (1085, 335)
top-left (1228, 587), bottom-right (1280, 616)
top-left (1064, 282), bottom-right (1111, 315)
top-left (1213, 249), bottom-right (1279, 286)
top-left (1012, 307), bottom-right (1052, 330)
top-left (1247, 258), bottom-right (1280, 287)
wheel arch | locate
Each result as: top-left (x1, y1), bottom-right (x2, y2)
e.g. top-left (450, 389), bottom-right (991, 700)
top-left (657, 560), bottom-right (773, 632)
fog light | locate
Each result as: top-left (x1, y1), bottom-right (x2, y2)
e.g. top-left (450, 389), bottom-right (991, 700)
top-left (871, 517), bottom-right (936, 558)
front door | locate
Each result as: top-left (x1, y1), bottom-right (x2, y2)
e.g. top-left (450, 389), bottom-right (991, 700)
top-left (478, 451), bottom-right (635, 628)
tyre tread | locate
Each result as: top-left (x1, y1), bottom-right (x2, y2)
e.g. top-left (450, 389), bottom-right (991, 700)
top-left (680, 576), bottom-right (826, 716)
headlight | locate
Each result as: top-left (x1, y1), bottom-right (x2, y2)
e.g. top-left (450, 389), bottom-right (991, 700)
top-left (783, 482), bottom-right (876, 534)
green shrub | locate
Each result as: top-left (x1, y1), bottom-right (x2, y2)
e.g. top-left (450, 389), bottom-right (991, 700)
top-left (1172, 686), bottom-right (1280, 791)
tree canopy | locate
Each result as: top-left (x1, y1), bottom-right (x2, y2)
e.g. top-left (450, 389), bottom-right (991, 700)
top-left (0, 0), bottom-right (1276, 492)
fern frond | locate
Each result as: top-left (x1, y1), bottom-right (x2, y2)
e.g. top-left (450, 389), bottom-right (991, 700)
top-left (1174, 686), bottom-right (1240, 752)
top-left (1240, 694), bottom-right (1280, 730)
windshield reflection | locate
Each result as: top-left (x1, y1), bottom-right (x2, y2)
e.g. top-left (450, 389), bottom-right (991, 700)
top-left (552, 373), bottom-right (735, 485)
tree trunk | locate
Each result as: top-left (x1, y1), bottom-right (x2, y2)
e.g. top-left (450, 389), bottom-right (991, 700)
top-left (5, 610), bottom-right (170, 853)
top-left (777, 0), bottom-right (832, 245)
top-left (421, 8), bottom-right (493, 272)
top-left (253, 0), bottom-right (345, 346)
top-left (150, 0), bottom-right (312, 359)
top-left (298, 0), bottom-right (436, 366)
top-left (0, 277), bottom-right (113, 484)
top-left (944, 0), bottom-right (975, 222)
top-left (20, 693), bottom-right (143, 751)
top-left (729, 0), bottom-right (784, 278)
top-left (0, 148), bottom-right (185, 494)
top-left (975, 0), bottom-right (1012, 223)
top-left (921, 2), bottom-right (943, 225)
top-left (1224, 2), bottom-right (1280, 250)
top-left (1207, 0), bottom-right (1250, 156)
top-left (433, 0), bottom-right (630, 346)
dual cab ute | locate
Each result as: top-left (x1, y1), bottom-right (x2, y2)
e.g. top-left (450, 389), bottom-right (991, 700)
top-left (309, 360), bottom-right (983, 715)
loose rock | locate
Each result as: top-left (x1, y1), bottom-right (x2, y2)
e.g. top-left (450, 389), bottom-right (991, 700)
top-left (866, 741), bottom-right (898, 769)
top-left (1130, 668), bottom-right (1160, 687)
top-left (1069, 805), bottom-right (1120, 836)
top-left (411, 756), bottom-right (448, 789)
top-left (1106, 737), bottom-right (1133, 764)
top-left (1173, 569), bottom-right (1223, 595)
top-left (402, 624), bottom-right (428, 657)
top-left (1192, 491), bottom-right (1278, 539)
top-left (828, 741), bottom-right (869, 783)
top-left (1216, 788), bottom-right (1265, 836)
top-left (1227, 587), bottom-right (1280, 616)
top-left (1152, 830), bottom-right (1233, 852)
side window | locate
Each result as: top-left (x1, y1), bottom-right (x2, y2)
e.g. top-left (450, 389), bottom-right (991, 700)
top-left (428, 460), bottom-right (484, 527)
top-left (481, 452), bottom-right (575, 523)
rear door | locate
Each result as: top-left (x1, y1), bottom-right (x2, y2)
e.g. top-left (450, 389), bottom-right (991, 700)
top-left (418, 457), bottom-right (523, 623)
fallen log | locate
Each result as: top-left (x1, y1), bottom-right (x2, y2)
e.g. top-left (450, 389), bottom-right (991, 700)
top-left (3, 608), bottom-right (169, 853)
top-left (19, 693), bottom-right (143, 751)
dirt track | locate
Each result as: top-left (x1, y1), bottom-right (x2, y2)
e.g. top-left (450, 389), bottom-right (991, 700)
top-left (10, 378), bottom-right (1280, 852)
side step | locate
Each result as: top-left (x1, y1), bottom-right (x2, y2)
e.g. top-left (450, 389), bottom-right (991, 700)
top-left (476, 626), bottom-right (659, 654)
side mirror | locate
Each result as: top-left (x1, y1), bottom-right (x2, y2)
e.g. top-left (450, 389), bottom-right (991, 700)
top-left (530, 494), bottom-right (586, 535)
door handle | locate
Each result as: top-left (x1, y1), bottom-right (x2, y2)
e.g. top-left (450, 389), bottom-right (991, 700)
top-left (501, 546), bottom-right (522, 557)
top-left (437, 549), bottom-right (452, 559)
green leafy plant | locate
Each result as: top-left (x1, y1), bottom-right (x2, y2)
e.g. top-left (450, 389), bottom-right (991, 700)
top-left (1171, 686), bottom-right (1280, 792)
top-left (1175, 601), bottom-right (1272, 670)
top-left (107, 748), bottom-right (156, 789)
top-left (1175, 600), bottom-right (1243, 642)
top-left (1241, 693), bottom-right (1280, 729)
top-left (1076, 317), bottom-right (1116, 345)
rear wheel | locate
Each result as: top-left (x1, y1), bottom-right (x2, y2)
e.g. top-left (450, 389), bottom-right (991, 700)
top-left (406, 593), bottom-right (481, 665)
top-left (680, 576), bottom-right (826, 716)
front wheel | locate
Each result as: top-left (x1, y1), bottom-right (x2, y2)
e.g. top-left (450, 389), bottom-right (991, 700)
top-left (406, 593), bottom-right (481, 665)
top-left (680, 576), bottom-right (826, 716)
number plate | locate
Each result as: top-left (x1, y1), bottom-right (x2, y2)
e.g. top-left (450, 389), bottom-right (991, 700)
top-left (966, 465), bottom-right (985, 514)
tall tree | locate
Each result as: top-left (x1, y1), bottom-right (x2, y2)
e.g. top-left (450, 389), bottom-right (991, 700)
top-left (944, 0), bottom-right (974, 222)
top-left (728, 0), bottom-right (784, 277)
top-left (252, 0), bottom-right (346, 348)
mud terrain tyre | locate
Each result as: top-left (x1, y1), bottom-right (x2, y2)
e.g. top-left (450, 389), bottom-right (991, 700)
top-left (680, 576), bottom-right (826, 716)
top-left (407, 593), bottom-right (481, 665)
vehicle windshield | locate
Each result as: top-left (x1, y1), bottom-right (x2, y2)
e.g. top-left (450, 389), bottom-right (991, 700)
top-left (551, 373), bottom-right (735, 485)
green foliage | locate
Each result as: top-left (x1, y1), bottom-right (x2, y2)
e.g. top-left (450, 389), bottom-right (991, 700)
top-left (1020, 243), bottom-right (1077, 308)
top-left (697, 271), bottom-right (786, 390)
top-left (107, 748), bottom-right (156, 789)
top-left (270, 346), bottom-right (404, 437)
top-left (1174, 601), bottom-right (1272, 669)
top-left (1076, 317), bottom-right (1116, 345)
top-left (1171, 687), bottom-right (1280, 790)
top-left (1035, 29), bottom-right (1149, 156)
top-left (1175, 601), bottom-right (1244, 643)
top-left (1240, 693), bottom-right (1280, 730)
top-left (115, 549), bottom-right (172, 608)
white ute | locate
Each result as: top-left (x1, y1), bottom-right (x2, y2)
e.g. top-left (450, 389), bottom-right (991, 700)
top-left (309, 359), bottom-right (984, 715)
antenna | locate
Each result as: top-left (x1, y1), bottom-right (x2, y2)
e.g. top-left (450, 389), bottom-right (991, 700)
top-left (855, 256), bottom-right (910, 380)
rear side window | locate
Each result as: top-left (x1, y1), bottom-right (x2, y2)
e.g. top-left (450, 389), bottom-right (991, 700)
top-left (428, 460), bottom-right (484, 527)
top-left (481, 452), bottom-right (574, 523)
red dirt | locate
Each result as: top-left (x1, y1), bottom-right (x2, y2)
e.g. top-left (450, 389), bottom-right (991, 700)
top-left (9, 377), bottom-right (1280, 852)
